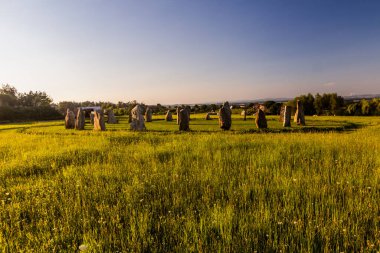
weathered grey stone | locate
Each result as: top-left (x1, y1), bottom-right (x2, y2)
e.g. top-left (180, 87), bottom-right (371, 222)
top-left (283, 106), bottom-right (292, 127)
top-left (219, 101), bottom-right (232, 130)
top-left (65, 109), bottom-right (75, 129)
top-left (128, 112), bottom-right (132, 123)
top-left (75, 107), bottom-right (85, 130)
top-left (130, 104), bottom-right (146, 131)
top-left (241, 109), bottom-right (247, 121)
top-left (185, 106), bottom-right (191, 120)
top-left (90, 112), bottom-right (94, 125)
top-left (205, 113), bottom-right (211, 120)
top-left (176, 107), bottom-right (182, 125)
top-left (255, 109), bottom-right (267, 129)
top-left (294, 100), bottom-right (306, 125)
top-left (145, 107), bottom-right (152, 122)
top-left (279, 106), bottom-right (285, 122)
top-left (179, 109), bottom-right (190, 131)
top-left (165, 111), bottom-right (173, 121)
top-left (93, 110), bottom-right (106, 131)
top-left (107, 110), bottom-right (118, 124)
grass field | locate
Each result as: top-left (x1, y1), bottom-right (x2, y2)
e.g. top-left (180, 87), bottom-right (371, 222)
top-left (0, 115), bottom-right (379, 252)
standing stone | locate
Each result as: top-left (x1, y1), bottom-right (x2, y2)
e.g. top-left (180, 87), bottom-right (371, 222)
top-left (255, 109), bottom-right (268, 129)
top-left (65, 109), bottom-right (75, 129)
top-left (283, 106), bottom-right (292, 127)
top-left (241, 109), bottom-right (247, 121)
top-left (219, 101), bottom-right (232, 130)
top-left (107, 110), bottom-right (118, 124)
top-left (93, 110), bottom-right (106, 131)
top-left (128, 112), bottom-right (132, 123)
top-left (145, 107), bottom-right (152, 122)
top-left (176, 107), bottom-right (182, 125)
top-left (130, 104), bottom-right (146, 131)
top-left (205, 113), bottom-right (211, 120)
top-left (90, 112), bottom-right (95, 125)
top-left (75, 107), bottom-right (85, 130)
top-left (179, 109), bottom-right (190, 131)
top-left (294, 100), bottom-right (306, 125)
top-left (165, 111), bottom-right (173, 121)
top-left (185, 106), bottom-right (191, 120)
top-left (279, 106), bottom-right (285, 122)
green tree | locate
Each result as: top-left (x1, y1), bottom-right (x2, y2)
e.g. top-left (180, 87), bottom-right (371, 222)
top-left (330, 95), bottom-right (337, 115)
top-left (329, 93), bottom-right (344, 115)
top-left (58, 101), bottom-right (81, 114)
top-left (360, 99), bottom-right (370, 115)
top-left (18, 91), bottom-right (53, 107)
top-left (264, 101), bottom-right (282, 115)
top-left (0, 84), bottom-right (18, 97)
top-left (0, 84), bottom-right (18, 107)
top-left (369, 98), bottom-right (380, 115)
top-left (321, 94), bottom-right (331, 113)
top-left (210, 104), bottom-right (218, 112)
top-left (346, 103), bottom-right (360, 115)
top-left (294, 93), bottom-right (315, 115)
top-left (314, 93), bottom-right (323, 115)
top-left (263, 100), bottom-right (275, 109)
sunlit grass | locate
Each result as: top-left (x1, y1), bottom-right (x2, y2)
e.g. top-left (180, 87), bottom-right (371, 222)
top-left (0, 115), bottom-right (379, 251)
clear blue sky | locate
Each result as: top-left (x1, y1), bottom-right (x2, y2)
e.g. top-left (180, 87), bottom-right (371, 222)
top-left (1, 0), bottom-right (379, 104)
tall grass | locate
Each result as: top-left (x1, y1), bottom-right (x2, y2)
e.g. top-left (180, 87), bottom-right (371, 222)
top-left (0, 116), bottom-right (379, 252)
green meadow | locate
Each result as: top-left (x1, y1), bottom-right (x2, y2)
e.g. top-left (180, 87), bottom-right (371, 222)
top-left (0, 115), bottom-right (379, 252)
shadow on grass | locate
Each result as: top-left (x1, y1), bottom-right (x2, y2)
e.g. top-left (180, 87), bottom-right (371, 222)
top-left (234, 122), bottom-right (364, 134)
top-left (7, 120), bottom-right (366, 136)
top-left (137, 121), bottom-right (366, 134)
top-left (0, 121), bottom-right (62, 132)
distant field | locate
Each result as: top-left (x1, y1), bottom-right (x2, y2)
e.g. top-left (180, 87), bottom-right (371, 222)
top-left (0, 114), bottom-right (366, 133)
top-left (0, 115), bottom-right (379, 252)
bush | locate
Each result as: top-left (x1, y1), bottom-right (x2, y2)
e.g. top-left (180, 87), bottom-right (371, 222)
top-left (0, 106), bottom-right (63, 122)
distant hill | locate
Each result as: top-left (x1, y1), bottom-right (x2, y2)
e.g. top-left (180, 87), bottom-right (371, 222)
top-left (343, 94), bottom-right (380, 101)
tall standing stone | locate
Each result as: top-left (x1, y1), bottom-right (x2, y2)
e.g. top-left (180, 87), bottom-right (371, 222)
top-left (145, 107), bottom-right (152, 122)
top-left (130, 104), bottom-right (146, 131)
top-left (165, 111), bottom-right (173, 121)
top-left (107, 110), bottom-right (118, 124)
top-left (294, 100), bottom-right (306, 125)
top-left (128, 111), bottom-right (132, 123)
top-left (279, 106), bottom-right (285, 122)
top-left (219, 101), bottom-right (232, 130)
top-left (90, 112), bottom-right (94, 125)
top-left (205, 113), bottom-right (211, 120)
top-left (241, 109), bottom-right (247, 121)
top-left (185, 106), bottom-right (191, 120)
top-left (93, 110), bottom-right (106, 131)
top-left (255, 109), bottom-right (268, 129)
top-left (75, 107), bottom-right (85, 130)
top-left (283, 106), bottom-right (292, 127)
top-left (176, 107), bottom-right (182, 125)
top-left (179, 109), bottom-right (190, 131)
top-left (65, 109), bottom-right (75, 129)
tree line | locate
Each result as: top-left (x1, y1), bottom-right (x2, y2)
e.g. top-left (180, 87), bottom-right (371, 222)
top-left (1, 84), bottom-right (379, 122)
top-left (256, 93), bottom-right (380, 116)
top-left (289, 93), bottom-right (380, 116)
top-left (0, 84), bottom-right (61, 121)
top-left (40, 92), bottom-right (380, 117)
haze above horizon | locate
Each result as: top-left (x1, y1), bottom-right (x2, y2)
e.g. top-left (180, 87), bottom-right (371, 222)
top-left (1, 0), bottom-right (380, 104)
